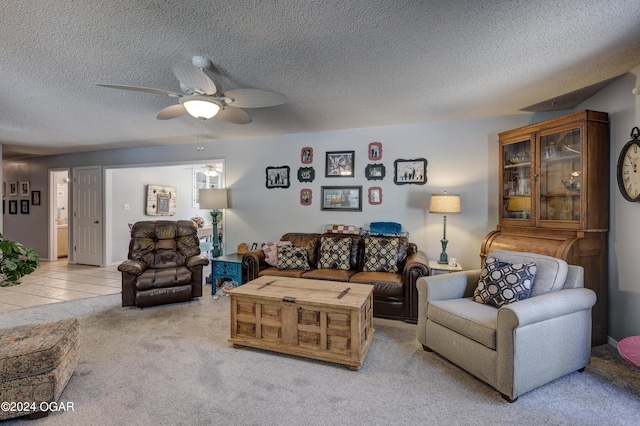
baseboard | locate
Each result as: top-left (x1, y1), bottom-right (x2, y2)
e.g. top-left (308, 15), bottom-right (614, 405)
top-left (607, 335), bottom-right (618, 349)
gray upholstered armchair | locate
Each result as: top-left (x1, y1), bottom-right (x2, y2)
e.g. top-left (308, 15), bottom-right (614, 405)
top-left (416, 250), bottom-right (596, 402)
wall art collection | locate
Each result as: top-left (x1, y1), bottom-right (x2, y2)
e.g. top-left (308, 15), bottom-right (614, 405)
top-left (2, 181), bottom-right (39, 215)
top-left (265, 142), bottom-right (428, 210)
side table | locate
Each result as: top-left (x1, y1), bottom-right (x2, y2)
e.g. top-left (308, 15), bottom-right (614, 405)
top-left (428, 260), bottom-right (463, 276)
top-left (211, 253), bottom-right (247, 296)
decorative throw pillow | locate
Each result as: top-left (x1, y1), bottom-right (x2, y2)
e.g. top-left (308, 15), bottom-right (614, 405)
top-left (325, 224), bottom-right (360, 235)
top-left (317, 236), bottom-right (352, 270)
top-left (262, 241), bottom-right (292, 266)
top-left (473, 257), bottom-right (537, 308)
top-left (362, 236), bottom-right (399, 273)
top-left (277, 245), bottom-right (311, 270)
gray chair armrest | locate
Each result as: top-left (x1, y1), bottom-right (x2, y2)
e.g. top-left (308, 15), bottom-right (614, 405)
top-left (419, 270), bottom-right (482, 302)
top-left (498, 288), bottom-right (596, 329)
top-left (416, 270), bottom-right (481, 344)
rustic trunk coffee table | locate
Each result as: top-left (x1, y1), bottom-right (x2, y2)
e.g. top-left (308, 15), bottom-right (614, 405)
top-left (227, 276), bottom-right (374, 370)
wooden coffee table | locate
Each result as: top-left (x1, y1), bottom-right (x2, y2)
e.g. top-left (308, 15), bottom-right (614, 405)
top-left (227, 276), bottom-right (374, 370)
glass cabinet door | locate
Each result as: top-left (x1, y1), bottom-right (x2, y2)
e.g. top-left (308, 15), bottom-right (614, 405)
top-left (538, 127), bottom-right (582, 225)
top-left (502, 138), bottom-right (532, 222)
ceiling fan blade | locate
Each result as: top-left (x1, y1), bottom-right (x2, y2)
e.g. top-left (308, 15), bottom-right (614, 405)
top-left (172, 62), bottom-right (217, 96)
top-left (221, 89), bottom-right (286, 108)
top-left (96, 84), bottom-right (182, 97)
top-left (215, 106), bottom-right (252, 124)
top-left (157, 104), bottom-right (187, 120)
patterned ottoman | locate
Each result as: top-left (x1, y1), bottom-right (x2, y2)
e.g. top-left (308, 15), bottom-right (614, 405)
top-left (0, 318), bottom-right (80, 420)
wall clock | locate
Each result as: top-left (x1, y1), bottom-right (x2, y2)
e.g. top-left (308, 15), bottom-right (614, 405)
top-left (617, 126), bottom-right (640, 202)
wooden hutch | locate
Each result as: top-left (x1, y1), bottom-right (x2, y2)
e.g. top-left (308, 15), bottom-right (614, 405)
top-left (482, 110), bottom-right (609, 346)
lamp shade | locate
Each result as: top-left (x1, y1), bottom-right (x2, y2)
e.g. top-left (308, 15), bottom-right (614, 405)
top-left (429, 194), bottom-right (461, 214)
top-left (199, 188), bottom-right (228, 209)
top-left (180, 95), bottom-right (221, 119)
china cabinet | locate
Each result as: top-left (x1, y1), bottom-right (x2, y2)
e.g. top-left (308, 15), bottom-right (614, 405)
top-left (482, 110), bottom-right (609, 345)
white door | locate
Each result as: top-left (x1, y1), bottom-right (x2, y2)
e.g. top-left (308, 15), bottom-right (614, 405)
top-left (73, 166), bottom-right (103, 266)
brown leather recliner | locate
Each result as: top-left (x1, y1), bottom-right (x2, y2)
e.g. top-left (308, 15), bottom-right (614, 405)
top-left (118, 220), bottom-right (209, 308)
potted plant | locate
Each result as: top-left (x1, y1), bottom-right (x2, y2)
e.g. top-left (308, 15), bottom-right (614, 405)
top-left (0, 234), bottom-right (40, 287)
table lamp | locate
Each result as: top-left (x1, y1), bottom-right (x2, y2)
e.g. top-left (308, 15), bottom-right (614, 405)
top-left (429, 193), bottom-right (461, 264)
top-left (199, 188), bottom-right (229, 257)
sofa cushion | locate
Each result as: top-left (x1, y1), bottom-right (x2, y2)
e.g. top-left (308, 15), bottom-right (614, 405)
top-left (349, 271), bottom-right (404, 297)
top-left (317, 236), bottom-right (352, 270)
top-left (428, 298), bottom-right (498, 349)
top-left (488, 250), bottom-right (567, 296)
top-left (363, 236), bottom-right (399, 272)
top-left (258, 267), bottom-right (307, 278)
top-left (262, 241), bottom-right (292, 266)
top-left (473, 257), bottom-right (537, 308)
top-left (277, 245), bottom-right (311, 270)
top-left (302, 268), bottom-right (357, 282)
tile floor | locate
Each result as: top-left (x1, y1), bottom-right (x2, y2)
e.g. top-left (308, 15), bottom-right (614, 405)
top-left (0, 260), bottom-right (122, 313)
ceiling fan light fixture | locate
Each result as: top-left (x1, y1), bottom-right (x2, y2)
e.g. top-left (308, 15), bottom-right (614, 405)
top-left (180, 95), bottom-right (221, 119)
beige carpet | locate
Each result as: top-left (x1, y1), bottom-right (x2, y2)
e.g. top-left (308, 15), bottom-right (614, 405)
top-left (1, 292), bottom-right (640, 425)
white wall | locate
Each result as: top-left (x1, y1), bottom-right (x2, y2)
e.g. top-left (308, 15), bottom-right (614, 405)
top-left (3, 72), bottom-right (639, 342)
top-left (578, 67), bottom-right (640, 341)
top-left (106, 163), bottom-right (223, 264)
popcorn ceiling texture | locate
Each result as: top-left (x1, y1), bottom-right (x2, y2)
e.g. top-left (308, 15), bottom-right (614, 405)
top-left (1, 0), bottom-right (640, 158)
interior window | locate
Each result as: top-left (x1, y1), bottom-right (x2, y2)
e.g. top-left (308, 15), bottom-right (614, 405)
top-left (192, 162), bottom-right (224, 208)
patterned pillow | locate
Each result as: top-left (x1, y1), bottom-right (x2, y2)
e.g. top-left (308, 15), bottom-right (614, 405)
top-left (277, 245), bottom-right (311, 270)
top-left (362, 236), bottom-right (399, 273)
top-left (473, 257), bottom-right (537, 308)
top-left (317, 236), bottom-right (352, 270)
top-left (325, 224), bottom-right (360, 235)
top-left (262, 241), bottom-right (292, 266)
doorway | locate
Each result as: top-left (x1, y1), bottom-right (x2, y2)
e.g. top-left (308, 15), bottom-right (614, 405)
top-left (49, 169), bottom-right (70, 261)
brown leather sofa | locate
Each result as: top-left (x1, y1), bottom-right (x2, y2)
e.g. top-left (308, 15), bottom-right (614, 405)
top-left (118, 220), bottom-right (209, 308)
top-left (242, 232), bottom-right (430, 322)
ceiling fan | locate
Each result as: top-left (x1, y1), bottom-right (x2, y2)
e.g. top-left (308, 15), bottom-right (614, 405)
top-left (97, 56), bottom-right (286, 124)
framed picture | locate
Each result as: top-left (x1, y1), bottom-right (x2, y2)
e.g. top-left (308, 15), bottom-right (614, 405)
top-left (20, 181), bottom-right (30, 196)
top-left (31, 190), bottom-right (41, 206)
top-left (9, 200), bottom-right (17, 214)
top-left (266, 166), bottom-right (290, 188)
top-left (321, 186), bottom-right (362, 211)
top-left (368, 142), bottom-right (382, 160)
top-left (20, 199), bottom-right (29, 214)
top-left (301, 147), bottom-right (313, 164)
top-left (368, 187), bottom-right (382, 205)
top-left (297, 167), bottom-right (315, 183)
top-left (394, 158), bottom-right (428, 185)
top-left (364, 163), bottom-right (386, 181)
top-left (146, 184), bottom-right (177, 216)
top-left (9, 182), bottom-right (18, 196)
top-left (300, 188), bottom-right (313, 206)
top-left (325, 151), bottom-right (355, 177)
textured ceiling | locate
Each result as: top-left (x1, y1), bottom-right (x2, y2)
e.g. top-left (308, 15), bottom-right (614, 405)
top-left (2, 1), bottom-right (640, 159)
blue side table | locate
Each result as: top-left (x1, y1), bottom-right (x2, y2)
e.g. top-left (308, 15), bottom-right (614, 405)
top-left (211, 253), bottom-right (246, 296)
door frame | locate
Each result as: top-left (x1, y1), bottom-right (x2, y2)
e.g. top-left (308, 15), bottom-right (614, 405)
top-left (48, 168), bottom-right (70, 262)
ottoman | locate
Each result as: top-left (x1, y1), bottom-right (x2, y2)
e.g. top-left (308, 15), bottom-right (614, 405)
top-left (0, 318), bottom-right (80, 420)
